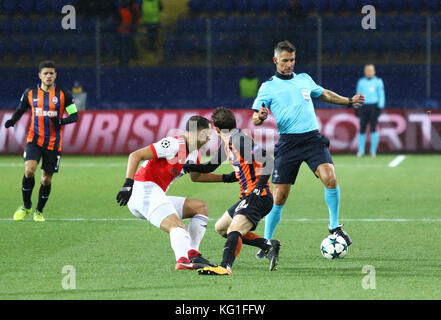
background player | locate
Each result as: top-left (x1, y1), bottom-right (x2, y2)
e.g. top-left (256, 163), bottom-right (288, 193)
top-left (116, 115), bottom-right (217, 270)
top-left (356, 64), bottom-right (385, 157)
top-left (252, 41), bottom-right (365, 258)
top-left (4, 60), bottom-right (79, 222)
top-left (183, 107), bottom-right (279, 276)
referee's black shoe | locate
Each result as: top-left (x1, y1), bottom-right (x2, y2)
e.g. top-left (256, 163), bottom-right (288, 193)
top-left (329, 224), bottom-right (352, 246)
top-left (266, 240), bottom-right (281, 271)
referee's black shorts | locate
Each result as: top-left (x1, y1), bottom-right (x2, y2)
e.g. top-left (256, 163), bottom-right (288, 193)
top-left (272, 130), bottom-right (333, 185)
top-left (359, 103), bottom-right (381, 133)
top-left (24, 142), bottom-right (61, 173)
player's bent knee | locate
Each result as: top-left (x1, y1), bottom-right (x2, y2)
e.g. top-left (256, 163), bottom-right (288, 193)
top-left (214, 220), bottom-right (227, 236)
top-left (198, 201), bottom-right (209, 216)
top-left (41, 176), bottom-right (52, 186)
top-left (160, 213), bottom-right (185, 233)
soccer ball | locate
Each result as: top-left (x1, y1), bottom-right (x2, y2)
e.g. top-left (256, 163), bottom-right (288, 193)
top-left (320, 234), bottom-right (348, 259)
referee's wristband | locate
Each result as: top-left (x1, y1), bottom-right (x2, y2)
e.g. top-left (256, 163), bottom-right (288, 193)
top-left (347, 97), bottom-right (353, 108)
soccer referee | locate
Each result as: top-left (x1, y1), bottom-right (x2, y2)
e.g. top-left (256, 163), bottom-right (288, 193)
top-left (4, 61), bottom-right (79, 222)
top-left (356, 64), bottom-right (385, 157)
top-left (252, 41), bottom-right (364, 257)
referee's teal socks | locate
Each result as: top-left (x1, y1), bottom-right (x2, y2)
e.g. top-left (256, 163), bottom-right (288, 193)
top-left (325, 185), bottom-right (340, 230)
top-left (358, 133), bottom-right (366, 155)
top-left (264, 204), bottom-right (284, 240)
top-left (370, 132), bottom-right (379, 155)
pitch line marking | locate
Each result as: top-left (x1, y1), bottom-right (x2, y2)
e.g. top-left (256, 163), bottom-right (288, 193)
top-left (1, 218), bottom-right (441, 222)
top-left (388, 155), bottom-right (406, 167)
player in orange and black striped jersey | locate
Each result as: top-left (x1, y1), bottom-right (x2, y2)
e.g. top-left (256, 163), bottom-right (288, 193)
top-left (4, 61), bottom-right (79, 222)
top-left (183, 107), bottom-right (281, 276)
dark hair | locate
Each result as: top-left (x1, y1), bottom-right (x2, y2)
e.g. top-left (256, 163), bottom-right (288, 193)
top-left (185, 115), bottom-right (211, 132)
top-left (39, 60), bottom-right (56, 72)
top-left (274, 40), bottom-right (296, 57)
top-left (211, 107), bottom-right (237, 131)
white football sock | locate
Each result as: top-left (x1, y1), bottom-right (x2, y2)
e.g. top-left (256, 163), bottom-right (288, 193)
top-left (188, 214), bottom-right (208, 251)
top-left (169, 227), bottom-right (192, 261)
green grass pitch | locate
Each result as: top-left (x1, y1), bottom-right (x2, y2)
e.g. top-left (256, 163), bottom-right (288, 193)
top-left (0, 154), bottom-right (440, 299)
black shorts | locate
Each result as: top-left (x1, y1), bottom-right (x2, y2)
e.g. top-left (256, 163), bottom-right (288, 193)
top-left (272, 130), bottom-right (333, 185)
top-left (24, 142), bottom-right (61, 173)
top-left (227, 193), bottom-right (274, 231)
top-left (359, 103), bottom-right (381, 133)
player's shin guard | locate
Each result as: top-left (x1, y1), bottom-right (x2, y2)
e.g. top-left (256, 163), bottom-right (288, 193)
top-left (169, 227), bottom-right (192, 261)
top-left (188, 214), bottom-right (208, 251)
top-left (264, 204), bottom-right (284, 240)
top-left (22, 175), bottom-right (35, 209)
top-left (220, 231), bottom-right (243, 269)
top-left (243, 232), bottom-right (271, 251)
top-left (370, 132), bottom-right (379, 155)
top-left (324, 185), bottom-right (340, 230)
top-left (358, 133), bottom-right (366, 155)
top-left (36, 184), bottom-right (51, 212)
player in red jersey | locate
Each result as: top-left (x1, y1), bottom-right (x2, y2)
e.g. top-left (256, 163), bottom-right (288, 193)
top-left (183, 107), bottom-right (280, 276)
top-left (4, 61), bottom-right (79, 222)
top-left (116, 115), bottom-right (217, 270)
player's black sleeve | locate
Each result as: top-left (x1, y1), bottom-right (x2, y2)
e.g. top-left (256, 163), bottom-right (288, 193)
top-left (6, 88), bottom-right (31, 127)
top-left (50, 88), bottom-right (79, 129)
top-left (183, 143), bottom-right (227, 173)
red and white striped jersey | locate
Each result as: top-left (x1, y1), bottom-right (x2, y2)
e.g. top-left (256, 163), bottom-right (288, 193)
top-left (134, 136), bottom-right (200, 192)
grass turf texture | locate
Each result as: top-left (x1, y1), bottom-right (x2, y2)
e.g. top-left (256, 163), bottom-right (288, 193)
top-left (0, 154), bottom-right (440, 299)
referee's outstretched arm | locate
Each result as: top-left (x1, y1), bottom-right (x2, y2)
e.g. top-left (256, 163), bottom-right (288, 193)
top-left (319, 89), bottom-right (365, 108)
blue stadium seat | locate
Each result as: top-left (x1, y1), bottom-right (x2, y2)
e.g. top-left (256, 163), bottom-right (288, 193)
top-left (51, 0), bottom-right (77, 13)
top-left (18, 0), bottom-right (35, 15)
top-left (425, 0), bottom-right (441, 10)
top-left (313, 0), bottom-right (329, 12)
top-left (236, 0), bottom-right (249, 13)
top-left (220, 0), bottom-right (235, 13)
top-left (206, 0), bottom-right (220, 13)
top-left (2, 0), bottom-right (17, 15)
top-left (329, 0), bottom-right (345, 12)
top-left (296, 0), bottom-right (315, 11)
top-left (250, 0), bottom-right (266, 12)
top-left (188, 0), bottom-right (205, 13)
top-left (343, 0), bottom-right (360, 11)
top-left (35, 0), bottom-right (51, 14)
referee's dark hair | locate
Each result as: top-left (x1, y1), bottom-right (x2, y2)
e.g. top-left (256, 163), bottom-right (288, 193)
top-left (274, 40), bottom-right (296, 57)
top-left (39, 60), bottom-right (56, 72)
top-left (211, 107), bottom-right (237, 131)
top-left (186, 115), bottom-right (211, 132)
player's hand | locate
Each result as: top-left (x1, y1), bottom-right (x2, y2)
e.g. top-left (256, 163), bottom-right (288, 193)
top-left (116, 178), bottom-right (134, 206)
top-left (351, 93), bottom-right (365, 108)
top-left (257, 103), bottom-right (269, 121)
top-left (4, 119), bottom-right (15, 128)
top-left (50, 116), bottom-right (62, 130)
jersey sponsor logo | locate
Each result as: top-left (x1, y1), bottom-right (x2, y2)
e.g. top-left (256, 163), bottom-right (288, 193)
top-left (369, 86), bottom-right (375, 92)
top-left (301, 89), bottom-right (311, 102)
top-left (171, 167), bottom-right (180, 177)
top-left (52, 96), bottom-right (59, 104)
top-left (35, 108), bottom-right (58, 117)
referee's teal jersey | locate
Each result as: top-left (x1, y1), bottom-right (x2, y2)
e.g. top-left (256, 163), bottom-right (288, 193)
top-left (252, 73), bottom-right (324, 134)
top-left (356, 76), bottom-right (385, 108)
